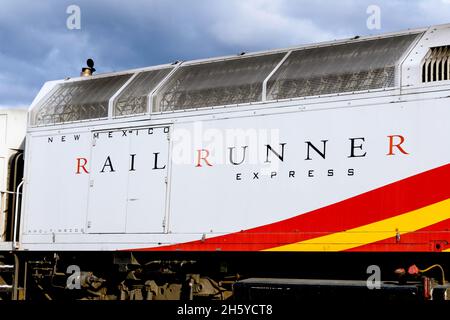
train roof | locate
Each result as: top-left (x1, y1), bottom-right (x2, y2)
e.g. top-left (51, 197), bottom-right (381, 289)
top-left (29, 24), bottom-right (450, 127)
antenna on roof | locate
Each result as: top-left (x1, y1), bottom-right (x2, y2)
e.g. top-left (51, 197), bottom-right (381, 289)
top-left (81, 58), bottom-right (96, 77)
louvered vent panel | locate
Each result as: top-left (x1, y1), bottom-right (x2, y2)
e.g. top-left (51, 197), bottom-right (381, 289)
top-left (422, 45), bottom-right (450, 82)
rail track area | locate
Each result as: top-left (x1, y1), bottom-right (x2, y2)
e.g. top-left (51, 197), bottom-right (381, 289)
top-left (0, 252), bottom-right (449, 301)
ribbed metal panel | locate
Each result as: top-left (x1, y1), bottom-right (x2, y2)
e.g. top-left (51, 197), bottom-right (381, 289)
top-left (154, 53), bottom-right (286, 112)
top-left (114, 68), bottom-right (172, 116)
top-left (33, 74), bottom-right (132, 125)
top-left (31, 32), bottom-right (423, 125)
top-left (266, 33), bottom-right (420, 100)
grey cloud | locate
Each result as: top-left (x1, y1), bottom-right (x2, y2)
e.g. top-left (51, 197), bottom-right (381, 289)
top-left (0, 0), bottom-right (448, 107)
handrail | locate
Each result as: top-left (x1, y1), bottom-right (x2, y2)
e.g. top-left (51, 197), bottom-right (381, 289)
top-left (1, 189), bottom-right (22, 241)
top-left (13, 180), bottom-right (24, 249)
top-left (0, 190), bottom-right (21, 194)
top-left (262, 50), bottom-right (292, 102)
top-left (0, 192), bottom-right (4, 239)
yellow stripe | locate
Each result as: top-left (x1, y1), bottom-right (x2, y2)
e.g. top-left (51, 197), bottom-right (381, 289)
top-left (266, 199), bottom-right (450, 252)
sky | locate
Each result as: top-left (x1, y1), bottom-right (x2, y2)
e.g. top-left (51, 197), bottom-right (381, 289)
top-left (0, 0), bottom-right (449, 107)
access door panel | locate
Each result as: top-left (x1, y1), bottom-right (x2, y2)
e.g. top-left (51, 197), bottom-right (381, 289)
top-left (87, 130), bottom-right (130, 233)
top-left (87, 126), bottom-right (170, 234)
top-left (126, 126), bottom-right (169, 233)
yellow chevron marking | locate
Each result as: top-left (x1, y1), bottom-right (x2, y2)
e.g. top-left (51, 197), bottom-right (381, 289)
top-left (265, 199), bottom-right (450, 252)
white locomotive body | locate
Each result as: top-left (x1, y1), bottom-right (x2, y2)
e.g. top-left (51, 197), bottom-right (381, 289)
top-left (1, 23), bottom-right (450, 302)
top-left (14, 24), bottom-right (450, 253)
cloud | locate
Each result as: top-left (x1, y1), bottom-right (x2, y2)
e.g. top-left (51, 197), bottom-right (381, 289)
top-left (0, 0), bottom-right (449, 107)
top-left (207, 0), bottom-right (337, 50)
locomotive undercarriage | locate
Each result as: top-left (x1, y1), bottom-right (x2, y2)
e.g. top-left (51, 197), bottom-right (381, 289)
top-left (0, 252), bottom-right (236, 301)
top-left (1, 252), bottom-right (449, 301)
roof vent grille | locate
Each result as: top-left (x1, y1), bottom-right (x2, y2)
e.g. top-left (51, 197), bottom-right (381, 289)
top-left (422, 45), bottom-right (450, 82)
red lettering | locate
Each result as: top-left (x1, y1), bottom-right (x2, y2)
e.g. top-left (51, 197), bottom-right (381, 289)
top-left (387, 135), bottom-right (409, 155)
top-left (195, 149), bottom-right (213, 167)
top-left (76, 157), bottom-right (89, 174)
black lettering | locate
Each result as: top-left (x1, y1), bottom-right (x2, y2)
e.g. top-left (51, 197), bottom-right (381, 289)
top-left (348, 138), bottom-right (366, 158)
top-left (108, 132), bottom-right (113, 138)
top-left (328, 169), bottom-right (334, 177)
top-left (253, 172), bottom-right (259, 179)
top-left (348, 168), bottom-right (354, 176)
top-left (265, 143), bottom-right (286, 163)
top-left (48, 137), bottom-right (53, 143)
top-left (148, 128), bottom-right (153, 135)
top-left (122, 130), bottom-right (127, 137)
top-left (289, 171), bottom-right (295, 178)
top-left (153, 152), bottom-right (166, 170)
top-left (74, 134), bottom-right (80, 141)
top-left (308, 170), bottom-right (314, 177)
top-left (129, 154), bottom-right (136, 171)
top-left (228, 146), bottom-right (248, 165)
top-left (270, 171), bottom-right (277, 178)
top-left (93, 133), bottom-right (99, 139)
top-left (100, 156), bottom-right (115, 173)
top-left (305, 140), bottom-right (328, 160)
top-left (61, 136), bottom-right (66, 142)
top-left (236, 173), bottom-right (241, 181)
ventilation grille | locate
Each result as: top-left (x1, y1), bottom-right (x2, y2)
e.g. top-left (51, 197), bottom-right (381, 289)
top-left (422, 45), bottom-right (450, 82)
top-left (267, 34), bottom-right (419, 100)
top-left (33, 74), bottom-right (132, 125)
top-left (114, 68), bottom-right (172, 116)
top-left (154, 53), bottom-right (286, 112)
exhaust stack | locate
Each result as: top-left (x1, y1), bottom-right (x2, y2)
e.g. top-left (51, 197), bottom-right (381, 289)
top-left (80, 58), bottom-right (96, 77)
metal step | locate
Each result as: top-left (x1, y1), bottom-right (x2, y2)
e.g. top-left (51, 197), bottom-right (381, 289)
top-left (0, 257), bottom-right (17, 298)
top-left (0, 284), bottom-right (12, 292)
top-left (0, 265), bottom-right (14, 273)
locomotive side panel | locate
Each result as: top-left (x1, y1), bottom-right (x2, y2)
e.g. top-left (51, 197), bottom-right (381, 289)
top-left (18, 95), bottom-right (450, 251)
top-left (23, 131), bottom-right (91, 235)
top-left (17, 23), bottom-right (450, 251)
top-left (164, 98), bottom-right (450, 251)
top-left (86, 126), bottom-right (170, 234)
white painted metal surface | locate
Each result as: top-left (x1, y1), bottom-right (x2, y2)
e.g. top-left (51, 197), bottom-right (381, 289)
top-left (402, 24), bottom-right (450, 86)
top-left (87, 129), bottom-right (131, 233)
top-left (8, 24), bottom-right (450, 250)
top-left (85, 126), bottom-right (170, 233)
top-left (23, 131), bottom-right (90, 235)
top-left (125, 126), bottom-right (170, 233)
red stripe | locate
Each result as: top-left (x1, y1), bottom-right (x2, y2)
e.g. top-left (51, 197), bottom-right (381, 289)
top-left (134, 164), bottom-right (450, 251)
